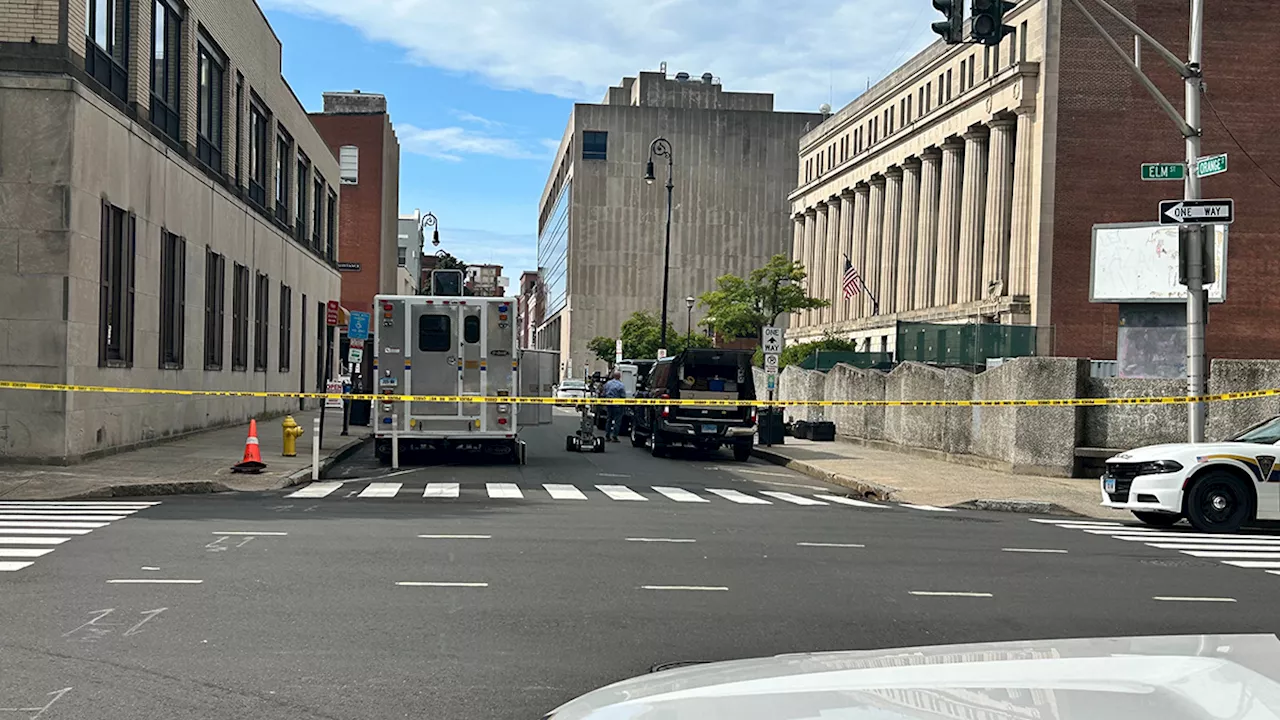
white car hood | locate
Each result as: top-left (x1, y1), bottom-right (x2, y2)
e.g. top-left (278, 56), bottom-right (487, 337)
top-left (548, 634), bottom-right (1280, 720)
top-left (1108, 442), bottom-right (1272, 464)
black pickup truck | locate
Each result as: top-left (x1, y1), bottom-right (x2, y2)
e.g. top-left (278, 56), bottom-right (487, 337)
top-left (629, 349), bottom-right (756, 461)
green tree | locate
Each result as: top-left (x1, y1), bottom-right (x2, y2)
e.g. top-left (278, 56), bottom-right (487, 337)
top-left (752, 332), bottom-right (860, 369)
top-left (698, 254), bottom-right (828, 340)
top-left (432, 251), bottom-right (467, 272)
top-left (587, 312), bottom-right (717, 365)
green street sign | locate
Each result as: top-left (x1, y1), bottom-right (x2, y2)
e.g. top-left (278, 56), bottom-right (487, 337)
top-left (1196, 153), bottom-right (1228, 178)
top-left (1141, 163), bottom-right (1186, 181)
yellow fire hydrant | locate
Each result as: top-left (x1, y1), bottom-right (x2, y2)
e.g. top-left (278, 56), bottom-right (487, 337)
top-left (282, 415), bottom-right (304, 457)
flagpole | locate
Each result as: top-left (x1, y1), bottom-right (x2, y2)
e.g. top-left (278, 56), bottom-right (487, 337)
top-left (859, 276), bottom-right (880, 315)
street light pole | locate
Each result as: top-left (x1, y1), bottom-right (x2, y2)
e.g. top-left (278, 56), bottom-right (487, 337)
top-left (1184, 0), bottom-right (1207, 442)
top-left (685, 296), bottom-right (695, 347)
top-left (645, 138), bottom-right (674, 356)
top-left (421, 212), bottom-right (440, 247)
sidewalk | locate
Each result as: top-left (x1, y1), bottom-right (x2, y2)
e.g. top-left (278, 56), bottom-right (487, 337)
top-left (753, 437), bottom-right (1128, 519)
top-left (0, 408), bottom-right (369, 500)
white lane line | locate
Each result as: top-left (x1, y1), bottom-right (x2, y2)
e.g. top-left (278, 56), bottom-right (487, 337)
top-left (1148, 543), bottom-right (1280, 552)
top-left (909, 591), bottom-right (994, 597)
top-left (652, 486), bottom-right (709, 503)
top-left (0, 521), bottom-right (108, 529)
top-left (211, 531), bottom-right (288, 536)
top-left (598, 473), bottom-right (631, 478)
top-left (596, 485), bottom-right (648, 501)
top-left (396, 581), bottom-right (488, 588)
top-left (0, 562), bottom-right (35, 571)
top-left (0, 502), bottom-right (158, 508)
top-left (1002, 548), bottom-right (1069, 554)
top-left (1110, 533), bottom-right (1280, 544)
top-left (0, 536), bottom-right (69, 545)
top-left (424, 483), bottom-right (460, 498)
top-left (797, 542), bottom-right (865, 548)
top-left (0, 548), bottom-right (55, 558)
top-left (704, 466), bottom-right (792, 478)
top-left (107, 579), bottom-right (203, 584)
top-left (1153, 596), bottom-right (1237, 603)
top-left (141, 566), bottom-right (161, 571)
top-left (761, 491), bottom-right (827, 506)
top-left (640, 585), bottom-right (728, 591)
top-left (814, 494), bottom-right (886, 508)
top-left (1030, 518), bottom-right (1123, 526)
top-left (705, 488), bottom-right (772, 505)
top-left (899, 503), bottom-right (956, 512)
top-left (543, 484), bottom-right (588, 500)
top-left (375, 469), bottom-right (417, 479)
top-left (285, 482), bottom-right (342, 498)
top-left (418, 534), bottom-right (491, 539)
top-left (1222, 560), bottom-right (1280, 569)
top-left (1180, 550), bottom-right (1280, 559)
top-left (626, 538), bottom-right (696, 543)
top-left (0, 514), bottom-right (127, 521)
top-left (358, 482), bottom-right (403, 498)
top-left (486, 483), bottom-right (523, 499)
top-left (0, 527), bottom-right (93, 536)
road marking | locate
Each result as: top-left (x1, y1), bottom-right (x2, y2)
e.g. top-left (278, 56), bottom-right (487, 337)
top-left (1030, 518), bottom-right (1122, 526)
top-left (1180, 550), bottom-right (1280, 559)
top-left (0, 502), bottom-right (154, 509)
top-left (418, 534), bottom-right (491, 539)
top-left (285, 482), bottom-right (342, 498)
top-left (598, 473), bottom-right (631, 478)
top-left (211, 531), bottom-right (288, 536)
top-left (761, 491), bottom-right (827, 506)
top-left (0, 548), bottom-right (54, 558)
top-left (358, 482), bottom-right (403, 498)
top-left (814, 494), bottom-right (885, 508)
top-left (396, 581), bottom-right (488, 588)
top-left (899, 503), bottom-right (956, 512)
top-left (376, 469), bottom-right (417, 479)
top-left (424, 483), bottom-right (459, 498)
top-left (0, 527), bottom-right (92, 535)
top-left (0, 521), bottom-right (107, 529)
top-left (1152, 596), bottom-right (1236, 603)
top-left (797, 542), bottom-right (865, 548)
top-left (1108, 533), bottom-right (1280, 543)
top-left (0, 562), bottom-right (35, 571)
top-left (141, 566), bottom-right (161, 571)
top-left (0, 514), bottom-right (127, 521)
top-left (704, 466), bottom-right (792, 478)
top-left (486, 483), bottom-right (523, 499)
top-left (0, 536), bottom-right (69, 545)
top-left (909, 591), bottom-right (994, 597)
top-left (627, 537), bottom-right (696, 543)
top-left (107, 579), bottom-right (203, 584)
top-left (1148, 543), bottom-right (1280, 551)
top-left (1002, 548), bottom-right (1069, 554)
top-left (640, 585), bottom-right (728, 591)
top-left (1222, 560), bottom-right (1280, 569)
top-left (705, 488), bottom-right (771, 505)
top-left (652, 486), bottom-right (709, 503)
top-left (597, 485), bottom-right (647, 501)
top-left (543, 484), bottom-right (587, 500)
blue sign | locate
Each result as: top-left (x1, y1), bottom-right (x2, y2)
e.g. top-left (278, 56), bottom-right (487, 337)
top-left (348, 311), bottom-right (371, 341)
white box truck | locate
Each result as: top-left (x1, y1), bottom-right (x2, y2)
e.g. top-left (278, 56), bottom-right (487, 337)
top-left (372, 293), bottom-right (527, 464)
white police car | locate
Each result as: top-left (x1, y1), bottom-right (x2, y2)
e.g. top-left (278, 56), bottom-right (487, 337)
top-left (1103, 415), bottom-right (1280, 532)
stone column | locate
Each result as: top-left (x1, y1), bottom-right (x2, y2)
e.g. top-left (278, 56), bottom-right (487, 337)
top-left (956, 126), bottom-right (989, 303)
top-left (851, 184), bottom-right (871, 318)
top-left (982, 117), bottom-right (1017, 298)
top-left (914, 148), bottom-right (942, 309)
top-left (865, 176), bottom-right (886, 317)
top-left (802, 208), bottom-right (817, 325)
top-left (790, 212), bottom-right (806, 326)
top-left (934, 139), bottom-right (965, 306)
top-left (837, 190), bottom-right (856, 321)
top-left (811, 201), bottom-right (829, 327)
top-left (897, 157), bottom-right (922, 312)
top-left (1007, 109), bottom-right (1035, 297)
top-left (823, 197), bottom-right (842, 324)
top-left (880, 167), bottom-right (903, 316)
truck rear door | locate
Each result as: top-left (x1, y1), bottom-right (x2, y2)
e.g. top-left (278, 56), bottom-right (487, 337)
top-left (407, 299), bottom-right (472, 433)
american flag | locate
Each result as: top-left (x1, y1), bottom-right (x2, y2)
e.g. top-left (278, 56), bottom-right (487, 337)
top-left (841, 258), bottom-right (861, 299)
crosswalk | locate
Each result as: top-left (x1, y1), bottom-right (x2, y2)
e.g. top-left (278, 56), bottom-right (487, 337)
top-left (0, 501), bottom-right (159, 573)
top-left (1033, 518), bottom-right (1280, 578)
top-left (284, 480), bottom-right (959, 514)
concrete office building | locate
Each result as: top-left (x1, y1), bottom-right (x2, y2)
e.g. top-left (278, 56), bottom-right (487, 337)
top-left (789, 0), bottom-right (1280, 361)
top-left (536, 70), bottom-right (822, 376)
top-left (0, 0), bottom-right (342, 462)
top-left (309, 91), bottom-right (399, 316)
top-left (397, 210), bottom-right (425, 295)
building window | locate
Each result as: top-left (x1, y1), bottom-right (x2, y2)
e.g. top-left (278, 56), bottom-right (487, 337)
top-left (254, 272), bottom-right (269, 371)
top-left (339, 145), bottom-right (358, 185)
top-left (312, 174), bottom-right (324, 250)
top-left (296, 153), bottom-right (310, 242)
top-left (248, 100), bottom-right (269, 207)
top-left (582, 131), bottom-right (607, 160)
top-left (326, 190), bottom-right (337, 261)
top-left (204, 248), bottom-right (225, 370)
top-left (969, 53), bottom-right (977, 87)
top-left (1020, 21), bottom-right (1028, 61)
top-left (85, 0), bottom-right (129, 100)
top-left (196, 35), bottom-right (225, 173)
top-left (231, 263), bottom-right (249, 371)
top-left (994, 42), bottom-right (1001, 69)
top-left (98, 201), bottom-right (135, 367)
top-left (937, 75), bottom-right (944, 106)
top-left (959, 59), bottom-right (966, 91)
top-left (149, 0), bottom-right (182, 141)
top-left (945, 69), bottom-right (953, 102)
top-left (279, 283), bottom-right (292, 372)
top-left (234, 73), bottom-right (244, 186)
top-left (397, 247), bottom-right (407, 267)
top-left (315, 301), bottom-right (325, 391)
top-left (984, 46), bottom-right (991, 78)
top-left (906, 95), bottom-right (913, 124)
top-left (926, 82), bottom-right (932, 112)
top-left (275, 129), bottom-right (292, 223)
top-left (158, 230), bottom-right (186, 368)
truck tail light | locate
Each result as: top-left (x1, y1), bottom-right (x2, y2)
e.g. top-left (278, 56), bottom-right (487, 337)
top-left (662, 406), bottom-right (670, 419)
top-left (497, 417), bottom-right (508, 425)
top-left (750, 411), bottom-right (758, 426)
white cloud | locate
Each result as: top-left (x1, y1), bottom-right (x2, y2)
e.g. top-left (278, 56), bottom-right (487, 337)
top-left (260, 0), bottom-right (938, 112)
top-left (398, 123), bottom-right (553, 161)
top-left (451, 110), bottom-right (503, 128)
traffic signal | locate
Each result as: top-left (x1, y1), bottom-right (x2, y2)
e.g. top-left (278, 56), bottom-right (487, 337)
top-left (931, 0), bottom-right (963, 45)
top-left (971, 0), bottom-right (1015, 46)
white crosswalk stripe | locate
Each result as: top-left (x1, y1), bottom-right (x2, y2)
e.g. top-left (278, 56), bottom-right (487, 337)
top-left (761, 491), bottom-right (827, 506)
top-left (487, 483), bottom-right (523, 499)
top-left (0, 548), bottom-right (55, 558)
top-left (0, 527), bottom-right (93, 535)
top-left (544, 484), bottom-right (587, 500)
top-left (705, 488), bottom-right (772, 505)
top-left (0, 514), bottom-right (127, 522)
top-left (815, 494), bottom-right (886, 508)
top-left (596, 485), bottom-right (647, 501)
top-left (899, 503), bottom-right (956, 512)
top-left (652, 487), bottom-right (708, 503)
top-left (0, 521), bottom-right (109, 529)
top-left (0, 536), bottom-right (71, 545)
top-left (358, 482), bottom-right (403, 498)
top-left (1033, 518), bottom-right (1280, 579)
top-left (424, 483), bottom-right (459, 498)
top-left (286, 482), bottom-right (342, 498)
top-left (0, 562), bottom-right (34, 572)
top-left (0, 502), bottom-right (158, 574)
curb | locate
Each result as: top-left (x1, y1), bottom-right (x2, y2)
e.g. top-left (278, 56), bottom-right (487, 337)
top-left (751, 446), bottom-right (899, 502)
top-left (285, 435), bottom-right (371, 486)
top-left (949, 498), bottom-right (1086, 517)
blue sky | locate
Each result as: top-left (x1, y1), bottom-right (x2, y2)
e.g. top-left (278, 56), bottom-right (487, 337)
top-left (259, 0), bottom-right (937, 278)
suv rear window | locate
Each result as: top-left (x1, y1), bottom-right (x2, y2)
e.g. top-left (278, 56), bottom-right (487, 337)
top-left (418, 314), bottom-right (451, 352)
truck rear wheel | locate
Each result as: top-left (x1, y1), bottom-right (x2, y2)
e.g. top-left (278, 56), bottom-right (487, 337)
top-left (732, 441), bottom-right (752, 462)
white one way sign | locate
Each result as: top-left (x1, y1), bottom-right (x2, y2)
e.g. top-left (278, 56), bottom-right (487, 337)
top-left (1159, 198), bottom-right (1234, 225)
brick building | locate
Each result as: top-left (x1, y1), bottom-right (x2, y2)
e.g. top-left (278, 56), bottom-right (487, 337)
top-left (309, 91), bottom-right (399, 317)
top-left (516, 271), bottom-right (541, 349)
top-left (789, 0), bottom-right (1280, 365)
top-left (0, 0), bottom-right (342, 462)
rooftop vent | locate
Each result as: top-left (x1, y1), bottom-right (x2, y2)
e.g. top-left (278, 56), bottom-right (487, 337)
top-left (701, 72), bottom-right (714, 84)
top-left (675, 72), bottom-right (690, 82)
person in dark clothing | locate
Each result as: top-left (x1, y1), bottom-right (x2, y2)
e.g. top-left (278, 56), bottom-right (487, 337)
top-left (599, 371), bottom-right (627, 442)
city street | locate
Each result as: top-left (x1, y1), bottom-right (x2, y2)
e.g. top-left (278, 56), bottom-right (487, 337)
top-left (1, 412), bottom-right (1276, 719)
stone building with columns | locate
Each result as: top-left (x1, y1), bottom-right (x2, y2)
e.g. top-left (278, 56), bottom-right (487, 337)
top-left (788, 0), bottom-right (1280, 360)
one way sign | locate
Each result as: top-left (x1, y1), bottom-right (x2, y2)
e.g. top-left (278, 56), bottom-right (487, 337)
top-left (1159, 198), bottom-right (1234, 225)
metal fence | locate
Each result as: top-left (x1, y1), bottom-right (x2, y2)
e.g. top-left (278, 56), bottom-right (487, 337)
top-left (797, 351), bottom-right (895, 372)
top-left (895, 322), bottom-right (1052, 368)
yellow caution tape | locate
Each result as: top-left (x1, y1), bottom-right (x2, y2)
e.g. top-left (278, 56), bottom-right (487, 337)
top-left (1, 380), bottom-right (1277, 408)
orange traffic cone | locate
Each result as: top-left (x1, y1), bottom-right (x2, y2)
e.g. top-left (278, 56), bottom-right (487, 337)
top-left (232, 419), bottom-right (267, 473)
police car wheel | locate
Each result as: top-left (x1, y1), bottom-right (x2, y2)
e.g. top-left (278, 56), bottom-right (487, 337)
top-left (1132, 511), bottom-right (1180, 527)
top-left (1186, 471), bottom-right (1252, 533)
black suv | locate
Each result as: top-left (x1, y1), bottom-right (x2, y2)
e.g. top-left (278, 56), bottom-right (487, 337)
top-left (630, 349), bottom-right (756, 461)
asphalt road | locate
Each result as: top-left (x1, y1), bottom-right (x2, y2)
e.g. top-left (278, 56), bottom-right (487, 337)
top-left (2, 410), bottom-right (1278, 719)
